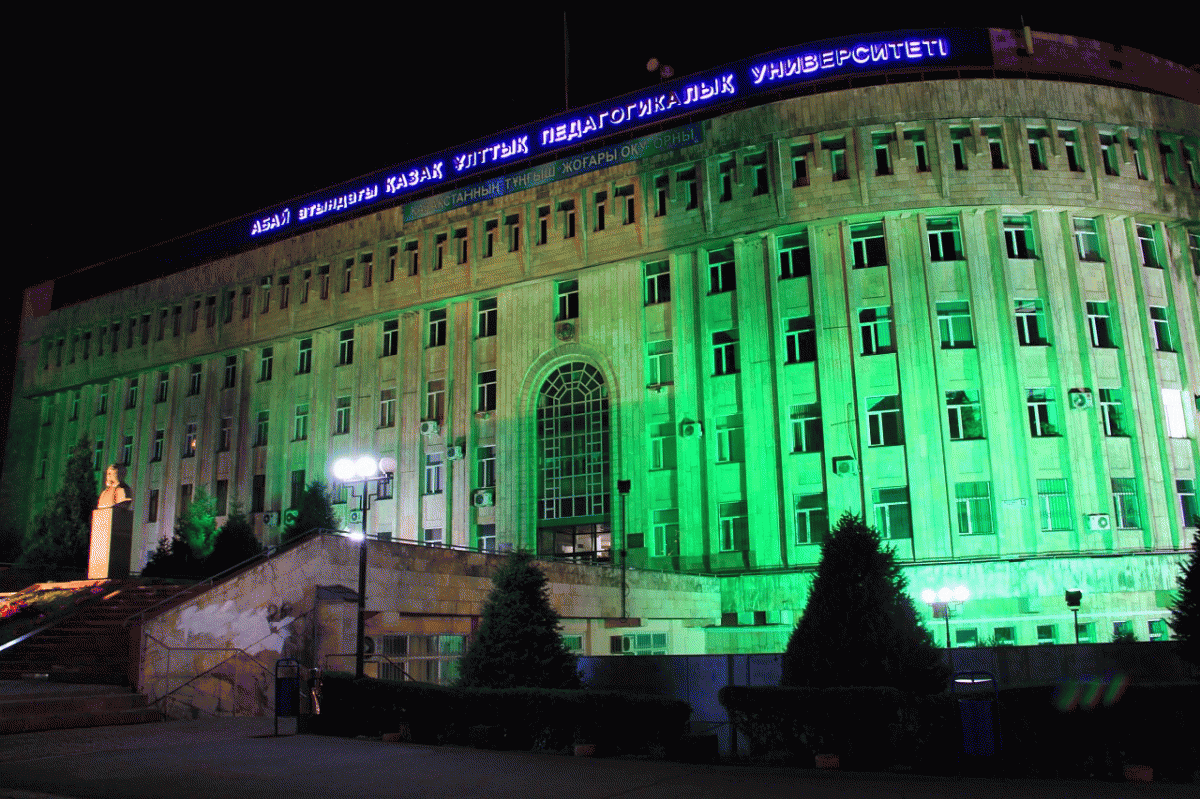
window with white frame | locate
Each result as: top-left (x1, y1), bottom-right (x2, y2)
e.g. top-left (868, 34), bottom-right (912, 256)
top-left (425, 380), bottom-right (445, 422)
top-left (337, 329), bottom-right (354, 365)
top-left (824, 138), bottom-right (848, 180)
top-left (121, 435), bottom-right (132, 466)
top-left (382, 319), bottom-right (399, 356)
top-left (506, 214), bottom-right (521, 251)
top-left (778, 232), bottom-right (810, 279)
top-left (718, 501), bottom-right (749, 551)
top-left (477, 524), bottom-right (496, 553)
top-left (983, 126), bottom-right (1005, 168)
top-left (294, 404), bottom-right (309, 441)
top-left (1099, 133), bottom-right (1120, 176)
top-left (746, 154), bottom-right (768, 195)
top-left (644, 260), bottom-right (670, 304)
top-left (1189, 232), bottom-right (1200, 276)
top-left (955, 481), bottom-right (993, 535)
top-left (873, 487), bottom-right (912, 539)
top-left (946, 390), bottom-right (984, 440)
top-left (182, 422), bottom-right (197, 458)
top-left (424, 453), bottom-right (444, 494)
top-left (1130, 136), bottom-right (1148, 179)
top-left (677, 169), bottom-right (697, 209)
top-left (1026, 388), bottom-right (1059, 437)
top-left (223, 355), bottom-right (237, 388)
top-left (784, 316), bottom-right (816, 363)
top-left (476, 298), bottom-right (497, 338)
top-left (537, 205), bottom-right (550, 244)
top-left (1135, 223), bottom-right (1161, 267)
top-left (1150, 306), bottom-right (1174, 351)
top-left (1037, 478), bottom-right (1072, 531)
top-left (936, 301), bottom-right (973, 349)
top-left (1004, 215), bottom-right (1036, 259)
top-left (297, 338), bottom-right (312, 374)
top-left (1086, 301), bottom-right (1115, 347)
top-left (483, 219), bottom-right (497, 258)
top-left (649, 424), bottom-right (676, 470)
top-left (593, 191), bottom-right (607, 230)
top-left (477, 370), bottom-right (497, 412)
top-left (794, 494), bottom-right (828, 544)
top-left (790, 143), bottom-right (811, 186)
top-left (97, 383), bottom-right (109, 412)
top-left (950, 127), bottom-right (970, 170)
top-left (126, 378), bottom-right (138, 408)
top-left (258, 348), bottom-right (273, 381)
top-left (1027, 127), bottom-right (1048, 170)
top-left (859, 307), bottom-right (895, 355)
top-left (428, 309), bottom-right (446, 347)
top-left (1111, 478), bottom-right (1141, 529)
top-left (334, 396), bottom-right (351, 435)
top-left (872, 132), bottom-right (892, 175)
top-left (850, 222), bottom-right (886, 268)
top-left (477, 445), bottom-right (496, 488)
top-left (218, 417), bottom-right (231, 452)
top-left (711, 330), bottom-right (738, 375)
top-left (646, 340), bottom-right (673, 386)
top-left (708, 247), bottom-right (736, 293)
top-left (867, 395), bottom-right (903, 447)
top-left (255, 411), bottom-right (269, 447)
top-left (405, 241), bottom-right (419, 276)
top-left (790, 403), bottom-right (823, 453)
top-left (454, 228), bottom-right (468, 264)
top-left (1015, 299), bottom-right (1050, 346)
top-left (651, 509), bottom-right (679, 556)
top-left (156, 372), bottom-right (169, 403)
top-left (617, 185), bottom-right (635, 223)
top-left (559, 200), bottom-right (576, 238)
top-left (715, 415), bottom-right (744, 463)
top-left (1059, 129), bottom-right (1083, 171)
top-left (379, 389), bottom-right (396, 428)
top-left (1177, 479), bottom-right (1198, 527)
top-left (653, 175), bottom-right (669, 216)
top-left (360, 253), bottom-right (373, 287)
top-left (151, 429), bottom-right (163, 462)
top-left (423, 527), bottom-right (444, 547)
top-left (1162, 388), bottom-right (1187, 439)
top-left (434, 233), bottom-right (446, 269)
top-left (385, 245), bottom-right (397, 282)
top-left (1073, 217), bottom-right (1102, 261)
top-left (1099, 389), bottom-right (1126, 436)
top-left (556, 280), bottom-right (579, 321)
top-left (905, 129), bottom-right (929, 172)
top-left (927, 217), bottom-right (962, 260)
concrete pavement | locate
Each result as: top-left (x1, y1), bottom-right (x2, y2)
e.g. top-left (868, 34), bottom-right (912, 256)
top-left (1, 716), bottom-right (1191, 799)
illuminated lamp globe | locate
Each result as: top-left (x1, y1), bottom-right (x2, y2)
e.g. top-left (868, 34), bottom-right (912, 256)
top-left (378, 456), bottom-right (397, 475)
top-left (347, 530), bottom-right (365, 542)
top-left (354, 455), bottom-right (378, 479)
top-left (332, 458), bottom-right (356, 482)
top-left (921, 589), bottom-right (938, 604)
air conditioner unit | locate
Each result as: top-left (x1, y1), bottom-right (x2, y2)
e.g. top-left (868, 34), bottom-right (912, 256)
top-left (474, 489), bottom-right (495, 507)
top-left (420, 420), bottom-right (439, 436)
top-left (832, 456), bottom-right (857, 476)
top-left (555, 321), bottom-right (577, 342)
top-left (348, 509), bottom-right (363, 524)
top-left (680, 421), bottom-right (703, 439)
top-left (474, 410), bottom-right (492, 421)
top-left (283, 508), bottom-right (299, 527)
top-left (447, 446), bottom-right (464, 460)
top-left (1069, 389), bottom-right (1094, 409)
top-left (261, 511), bottom-right (279, 526)
top-left (1087, 513), bottom-right (1112, 531)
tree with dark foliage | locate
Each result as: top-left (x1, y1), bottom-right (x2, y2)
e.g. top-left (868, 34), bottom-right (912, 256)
top-left (1168, 531), bottom-right (1200, 667)
top-left (282, 481), bottom-right (339, 543)
top-left (457, 551), bottom-right (582, 689)
top-left (782, 512), bottom-right (949, 693)
top-left (19, 437), bottom-right (98, 574)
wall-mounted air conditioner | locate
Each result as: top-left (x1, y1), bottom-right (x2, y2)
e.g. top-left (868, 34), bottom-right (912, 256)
top-left (1087, 513), bottom-right (1112, 531)
top-left (680, 421), bottom-right (703, 439)
top-left (261, 511), bottom-right (279, 526)
top-left (447, 446), bottom-right (464, 460)
top-left (555, 321), bottom-right (577, 342)
top-left (348, 509), bottom-right (364, 524)
top-left (420, 420), bottom-right (439, 436)
top-left (474, 489), bottom-right (495, 507)
top-left (1069, 389), bottom-right (1094, 409)
top-left (832, 456), bottom-right (857, 476)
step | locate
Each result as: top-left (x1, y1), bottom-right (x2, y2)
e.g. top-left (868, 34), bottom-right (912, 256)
top-left (0, 690), bottom-right (147, 719)
top-left (0, 705), bottom-right (162, 734)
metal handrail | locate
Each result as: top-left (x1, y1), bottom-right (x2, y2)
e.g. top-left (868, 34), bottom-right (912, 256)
top-left (143, 632), bottom-right (276, 713)
top-left (322, 652), bottom-right (414, 681)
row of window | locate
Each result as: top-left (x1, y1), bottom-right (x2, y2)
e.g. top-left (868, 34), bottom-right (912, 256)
top-left (950, 618), bottom-right (1171, 647)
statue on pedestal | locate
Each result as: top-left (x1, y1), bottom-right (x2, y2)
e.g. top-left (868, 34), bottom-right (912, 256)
top-left (88, 464), bottom-right (134, 579)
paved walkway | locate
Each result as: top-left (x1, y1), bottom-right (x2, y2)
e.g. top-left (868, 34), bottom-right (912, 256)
top-left (1, 716), bottom-right (1192, 799)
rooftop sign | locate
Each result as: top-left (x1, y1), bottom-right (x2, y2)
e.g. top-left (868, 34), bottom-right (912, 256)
top-left (246, 28), bottom-right (990, 241)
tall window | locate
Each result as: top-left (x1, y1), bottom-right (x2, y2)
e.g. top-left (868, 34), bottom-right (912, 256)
top-left (483, 220), bottom-right (496, 258)
top-left (718, 501), bottom-right (749, 551)
top-left (255, 411), bottom-right (270, 447)
top-left (746, 155), bottom-right (768, 195)
top-left (872, 132), bottom-right (892, 175)
top-left (1099, 133), bottom-right (1120, 176)
top-left (428, 309), bottom-right (447, 347)
top-left (873, 487), bottom-right (912, 539)
top-left (223, 355), bottom-right (237, 388)
top-left (556, 280), bottom-right (579, 321)
top-left (1015, 299), bottom-right (1050, 346)
top-left (646, 340), bottom-right (673, 386)
top-left (718, 159), bottom-right (734, 201)
top-left (126, 378), bottom-right (138, 408)
top-left (1004, 216), bottom-right (1035, 259)
top-left (593, 191), bottom-right (607, 230)
top-left (1087, 302), bottom-right (1116, 347)
top-left (778, 232), bottom-right (810, 279)
top-left (278, 275), bottom-right (290, 308)
top-left (936, 302), bottom-right (973, 349)
top-left (341, 258), bottom-right (353, 293)
top-left (334, 396), bottom-right (351, 435)
top-left (927, 217), bottom-right (962, 260)
top-left (259, 347), bottom-right (273, 381)
top-left (1136, 223), bottom-right (1161, 267)
top-left (794, 494), bottom-right (828, 544)
top-left (424, 453), bottom-right (444, 494)
top-left (784, 316), bottom-right (816, 363)
top-left (790, 144), bottom-right (811, 186)
top-left (1059, 129), bottom-right (1083, 171)
top-left (379, 389), bottom-right (396, 428)
top-left (537, 205), bottom-right (550, 244)
top-left (151, 429), bottom-right (164, 462)
top-left (711, 330), bottom-right (739, 375)
top-left (1178, 479), bottom-right (1198, 528)
top-left (405, 241), bottom-right (419, 276)
top-left (218, 416), bottom-right (232, 452)
top-left (382, 320), bottom-right (399, 357)
top-left (506, 214), bottom-right (520, 251)
top-left (434, 233), bottom-right (447, 269)
top-left (824, 138), bottom-right (848, 180)
top-left (477, 299), bottom-right (497, 337)
top-left (946, 390), bottom-right (984, 440)
top-left (559, 200), bottom-right (576, 238)
top-left (477, 370), bottom-right (497, 412)
top-left (955, 481), bottom-right (993, 535)
top-left (714, 415), bottom-right (744, 463)
top-left (1150, 306), bottom-right (1174, 352)
top-left (644, 261), bottom-right (670, 304)
top-left (649, 424), bottom-right (676, 470)
top-left (1026, 388), bottom-right (1059, 437)
top-left (1073, 217), bottom-right (1102, 261)
top-left (678, 169), bottom-right (698, 210)
top-left (477, 446), bottom-right (496, 488)
top-left (147, 489), bottom-right (159, 523)
top-left (905, 129), bottom-right (929, 172)
top-left (850, 222), bottom-right (886, 268)
top-left (950, 128), bottom-right (970, 170)
top-left (867, 395), bottom-right (903, 446)
top-left (183, 422), bottom-right (198, 458)
top-left (156, 372), bottom-right (169, 403)
top-left (1027, 127), bottom-right (1048, 170)
top-left (188, 364), bottom-right (201, 395)
top-left (537, 363), bottom-right (610, 520)
top-left (651, 509), bottom-right (679, 556)
top-left (790, 403), bottom-right (822, 453)
top-left (1112, 478), bottom-right (1141, 529)
top-left (318, 264), bottom-right (330, 298)
top-left (1099, 389), bottom-right (1126, 436)
top-left (425, 380), bottom-right (445, 422)
top-left (294, 404), bottom-right (309, 441)
top-left (338, 329), bottom-right (354, 365)
top-left (96, 384), bottom-right (109, 414)
top-left (983, 126), bottom-right (1005, 168)
top-left (708, 247), bottom-right (736, 293)
top-left (121, 436), bottom-right (132, 465)
top-left (859, 307), bottom-right (895, 355)
top-left (297, 339), bottom-right (312, 374)
top-left (455, 228), bottom-right (468, 264)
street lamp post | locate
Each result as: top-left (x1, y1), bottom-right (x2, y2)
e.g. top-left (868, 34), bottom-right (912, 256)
top-left (1065, 589), bottom-right (1083, 644)
top-left (331, 454), bottom-right (396, 679)
top-left (922, 586), bottom-right (969, 671)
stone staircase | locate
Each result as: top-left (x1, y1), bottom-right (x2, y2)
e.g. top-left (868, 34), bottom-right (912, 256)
top-left (0, 681), bottom-right (162, 734)
top-left (0, 581), bottom-right (193, 685)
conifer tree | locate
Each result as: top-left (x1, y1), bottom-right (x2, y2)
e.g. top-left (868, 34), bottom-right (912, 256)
top-left (19, 437), bottom-right (99, 573)
top-left (282, 482), bottom-right (339, 543)
top-left (457, 551), bottom-right (582, 689)
top-left (1168, 531), bottom-right (1200, 667)
top-left (781, 512), bottom-right (948, 693)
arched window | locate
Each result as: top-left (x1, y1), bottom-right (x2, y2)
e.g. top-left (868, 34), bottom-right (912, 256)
top-left (537, 363), bottom-right (611, 559)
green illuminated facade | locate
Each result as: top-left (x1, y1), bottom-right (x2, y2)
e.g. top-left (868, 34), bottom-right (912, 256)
top-left (6, 29), bottom-right (1199, 655)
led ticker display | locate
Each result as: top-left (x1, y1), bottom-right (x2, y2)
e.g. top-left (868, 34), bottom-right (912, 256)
top-left (244, 28), bottom-right (990, 242)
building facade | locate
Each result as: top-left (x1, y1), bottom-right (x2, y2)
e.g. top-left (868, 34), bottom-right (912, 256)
top-left (6, 28), bottom-right (1200, 654)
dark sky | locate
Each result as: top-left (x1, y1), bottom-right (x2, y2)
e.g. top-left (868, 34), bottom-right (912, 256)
top-left (2, 10), bottom-right (1195, 466)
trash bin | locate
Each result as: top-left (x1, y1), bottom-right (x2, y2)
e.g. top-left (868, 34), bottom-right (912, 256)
top-left (275, 658), bottom-right (302, 736)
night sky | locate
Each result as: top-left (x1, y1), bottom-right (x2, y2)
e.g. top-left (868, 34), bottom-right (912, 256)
top-left (2, 9), bottom-right (1195, 473)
